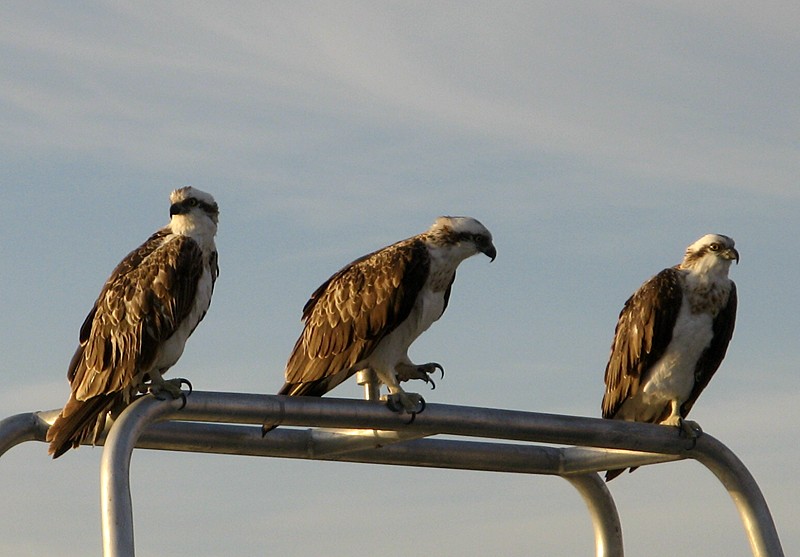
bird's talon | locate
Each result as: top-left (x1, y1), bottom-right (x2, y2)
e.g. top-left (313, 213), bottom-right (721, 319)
top-left (180, 378), bottom-right (193, 394)
top-left (677, 419), bottom-right (702, 449)
top-left (384, 393), bottom-right (426, 416)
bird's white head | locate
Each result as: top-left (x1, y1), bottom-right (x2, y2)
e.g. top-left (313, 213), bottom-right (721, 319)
top-left (169, 186), bottom-right (219, 239)
top-left (427, 216), bottom-right (496, 262)
top-left (680, 233), bottom-right (739, 277)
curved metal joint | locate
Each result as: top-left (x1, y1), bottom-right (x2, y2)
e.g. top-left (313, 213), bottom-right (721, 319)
top-left (690, 435), bottom-right (785, 557)
top-left (0, 412), bottom-right (53, 457)
top-left (100, 395), bottom-right (185, 557)
top-left (562, 473), bottom-right (624, 557)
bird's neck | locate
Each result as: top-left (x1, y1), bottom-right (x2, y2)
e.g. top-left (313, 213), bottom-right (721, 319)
top-left (169, 215), bottom-right (217, 250)
top-left (682, 265), bottom-right (732, 315)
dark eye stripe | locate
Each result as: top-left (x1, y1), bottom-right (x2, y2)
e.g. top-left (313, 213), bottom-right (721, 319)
top-left (184, 199), bottom-right (218, 214)
top-left (198, 201), bottom-right (217, 214)
top-left (455, 232), bottom-right (484, 243)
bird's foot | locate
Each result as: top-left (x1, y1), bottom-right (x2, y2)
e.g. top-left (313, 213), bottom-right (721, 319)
top-left (395, 362), bottom-right (444, 390)
top-left (384, 391), bottom-right (426, 424)
top-left (677, 418), bottom-right (702, 449)
top-left (148, 377), bottom-right (192, 409)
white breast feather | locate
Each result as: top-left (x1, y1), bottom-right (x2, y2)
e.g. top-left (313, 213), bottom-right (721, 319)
top-left (363, 282), bottom-right (445, 374)
top-left (641, 296), bottom-right (714, 403)
top-left (149, 228), bottom-right (216, 374)
top-left (152, 263), bottom-right (214, 372)
top-left (359, 249), bottom-right (451, 384)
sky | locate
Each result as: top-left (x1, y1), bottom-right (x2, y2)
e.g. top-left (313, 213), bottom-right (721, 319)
top-left (1, 1), bottom-right (798, 555)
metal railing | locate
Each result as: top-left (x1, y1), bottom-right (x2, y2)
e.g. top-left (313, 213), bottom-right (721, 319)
top-left (0, 389), bottom-right (784, 557)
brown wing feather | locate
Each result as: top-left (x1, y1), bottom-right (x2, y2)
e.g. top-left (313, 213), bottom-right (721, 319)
top-left (681, 281), bottom-right (737, 416)
top-left (281, 237), bottom-right (430, 396)
top-left (602, 268), bottom-right (684, 418)
top-left (47, 230), bottom-right (205, 456)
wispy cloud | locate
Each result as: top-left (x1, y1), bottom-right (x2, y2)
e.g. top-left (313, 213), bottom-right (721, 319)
top-left (2, 3), bottom-right (797, 195)
top-left (1, 3), bottom-right (798, 556)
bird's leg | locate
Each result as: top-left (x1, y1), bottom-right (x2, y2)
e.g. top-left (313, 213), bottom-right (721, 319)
top-left (395, 362), bottom-right (444, 390)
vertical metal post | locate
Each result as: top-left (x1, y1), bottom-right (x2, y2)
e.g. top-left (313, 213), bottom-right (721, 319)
top-left (356, 369), bottom-right (381, 401)
top-left (563, 474), bottom-right (624, 557)
top-left (100, 395), bottom-right (182, 557)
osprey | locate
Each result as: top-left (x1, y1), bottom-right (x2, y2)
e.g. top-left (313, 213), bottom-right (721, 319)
top-left (46, 187), bottom-right (219, 458)
top-left (278, 216), bottom-right (495, 417)
top-left (601, 234), bottom-right (738, 480)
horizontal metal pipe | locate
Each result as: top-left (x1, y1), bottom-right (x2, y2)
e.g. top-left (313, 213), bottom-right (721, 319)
top-left (139, 421), bottom-right (567, 472)
top-left (1, 404), bottom-right (683, 475)
top-left (135, 421), bottom-right (679, 477)
top-left (166, 391), bottom-right (703, 456)
top-left (1, 391), bottom-right (784, 557)
top-left (559, 446), bottom-right (682, 475)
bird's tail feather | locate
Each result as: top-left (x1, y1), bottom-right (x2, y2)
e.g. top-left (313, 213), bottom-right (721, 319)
top-left (278, 381), bottom-right (328, 397)
top-left (46, 393), bottom-right (117, 458)
top-left (604, 465), bottom-right (639, 482)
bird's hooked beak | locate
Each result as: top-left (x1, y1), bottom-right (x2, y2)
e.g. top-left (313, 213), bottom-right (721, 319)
top-left (482, 242), bottom-right (497, 262)
top-left (722, 247), bottom-right (740, 264)
top-left (170, 201), bottom-right (188, 217)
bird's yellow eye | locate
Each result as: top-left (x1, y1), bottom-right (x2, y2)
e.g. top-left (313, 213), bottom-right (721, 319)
top-left (188, 199), bottom-right (198, 207)
top-left (709, 243), bottom-right (720, 251)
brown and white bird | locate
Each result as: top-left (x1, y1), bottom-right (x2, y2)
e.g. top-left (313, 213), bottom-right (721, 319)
top-left (47, 187), bottom-right (219, 458)
top-left (278, 216), bottom-right (496, 417)
top-left (601, 234), bottom-right (738, 480)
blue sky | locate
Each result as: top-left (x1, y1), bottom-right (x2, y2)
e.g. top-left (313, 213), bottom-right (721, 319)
top-left (1, 2), bottom-right (798, 555)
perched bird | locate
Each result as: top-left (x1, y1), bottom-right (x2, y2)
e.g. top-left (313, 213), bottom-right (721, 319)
top-left (278, 216), bottom-right (496, 418)
top-left (47, 187), bottom-right (219, 458)
top-left (601, 234), bottom-right (738, 480)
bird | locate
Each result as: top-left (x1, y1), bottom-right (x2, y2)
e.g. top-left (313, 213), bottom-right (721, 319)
top-left (46, 187), bottom-right (219, 458)
top-left (601, 233), bottom-right (738, 480)
top-left (277, 216), bottom-right (496, 421)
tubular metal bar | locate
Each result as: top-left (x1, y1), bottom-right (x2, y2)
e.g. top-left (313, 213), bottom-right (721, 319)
top-left (563, 474), bottom-right (624, 557)
top-left (0, 412), bottom-right (50, 457)
top-left (158, 391), bottom-right (711, 456)
top-left (356, 369), bottom-right (381, 401)
top-left (122, 419), bottom-right (629, 557)
top-left (140, 421), bottom-right (671, 476)
top-left (0, 392), bottom-right (784, 557)
top-left (97, 392), bottom-right (782, 557)
top-left (100, 395), bottom-right (184, 557)
top-left (692, 436), bottom-right (785, 557)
